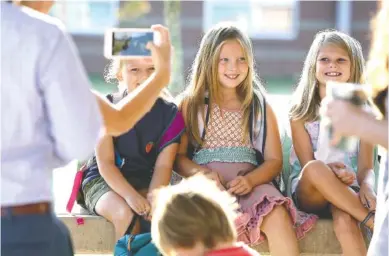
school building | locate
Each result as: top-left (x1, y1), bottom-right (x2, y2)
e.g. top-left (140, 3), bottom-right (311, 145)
top-left (52, 0), bottom-right (378, 88)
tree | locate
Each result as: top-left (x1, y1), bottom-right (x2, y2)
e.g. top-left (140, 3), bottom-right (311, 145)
top-left (163, 0), bottom-right (184, 95)
top-left (118, 1), bottom-right (151, 21)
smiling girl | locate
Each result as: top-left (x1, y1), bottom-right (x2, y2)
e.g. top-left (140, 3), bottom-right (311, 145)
top-left (175, 23), bottom-right (317, 256)
top-left (288, 30), bottom-right (376, 256)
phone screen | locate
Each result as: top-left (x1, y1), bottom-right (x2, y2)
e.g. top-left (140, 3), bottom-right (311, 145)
top-left (112, 31), bottom-right (154, 57)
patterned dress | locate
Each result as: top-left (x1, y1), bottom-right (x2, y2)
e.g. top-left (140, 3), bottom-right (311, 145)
top-left (193, 104), bottom-right (317, 246)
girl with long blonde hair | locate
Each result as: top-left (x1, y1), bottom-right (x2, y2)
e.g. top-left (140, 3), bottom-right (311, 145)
top-left (175, 23), bottom-right (317, 256)
top-left (289, 30), bottom-right (376, 256)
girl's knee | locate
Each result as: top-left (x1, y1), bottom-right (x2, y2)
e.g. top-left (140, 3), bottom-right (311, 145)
top-left (265, 205), bottom-right (292, 223)
top-left (113, 204), bottom-right (134, 224)
top-left (302, 160), bottom-right (329, 180)
top-left (262, 205), bottom-right (294, 234)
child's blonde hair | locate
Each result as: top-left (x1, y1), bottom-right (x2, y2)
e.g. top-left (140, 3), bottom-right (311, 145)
top-left (289, 30), bottom-right (365, 122)
top-left (366, 0), bottom-right (389, 117)
top-left (151, 175), bottom-right (239, 256)
top-left (182, 22), bottom-right (266, 145)
top-left (104, 59), bottom-right (173, 100)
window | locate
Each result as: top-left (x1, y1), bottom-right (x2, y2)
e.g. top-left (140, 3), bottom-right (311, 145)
top-left (203, 0), bottom-right (299, 40)
top-left (50, 1), bottom-right (119, 35)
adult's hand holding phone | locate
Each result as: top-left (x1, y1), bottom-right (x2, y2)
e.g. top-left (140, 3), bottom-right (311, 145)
top-left (146, 25), bottom-right (172, 86)
top-left (95, 25), bottom-right (173, 137)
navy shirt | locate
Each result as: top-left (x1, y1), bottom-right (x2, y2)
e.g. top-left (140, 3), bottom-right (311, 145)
top-left (83, 96), bottom-right (184, 190)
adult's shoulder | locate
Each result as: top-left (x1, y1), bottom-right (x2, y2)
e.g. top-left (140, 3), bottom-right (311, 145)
top-left (2, 4), bottom-right (67, 45)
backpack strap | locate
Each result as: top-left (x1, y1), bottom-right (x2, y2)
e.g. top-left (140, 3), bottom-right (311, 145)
top-left (251, 93), bottom-right (280, 189)
top-left (249, 101), bottom-right (254, 144)
top-left (66, 164), bottom-right (87, 214)
top-left (125, 214), bottom-right (139, 235)
top-left (261, 98), bottom-right (267, 153)
top-left (191, 97), bottom-right (210, 154)
top-left (157, 110), bottom-right (185, 152)
top-left (202, 97), bottom-right (211, 140)
top-left (251, 92), bottom-right (267, 154)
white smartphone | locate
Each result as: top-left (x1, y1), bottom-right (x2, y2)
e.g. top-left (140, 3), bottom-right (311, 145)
top-left (326, 81), bottom-right (370, 106)
top-left (104, 28), bottom-right (156, 59)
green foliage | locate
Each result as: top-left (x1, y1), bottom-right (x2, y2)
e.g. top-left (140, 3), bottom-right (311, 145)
top-left (119, 1), bottom-right (151, 21)
top-left (163, 0), bottom-right (185, 95)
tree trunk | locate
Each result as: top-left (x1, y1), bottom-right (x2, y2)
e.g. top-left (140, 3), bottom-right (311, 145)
top-left (163, 0), bottom-right (185, 95)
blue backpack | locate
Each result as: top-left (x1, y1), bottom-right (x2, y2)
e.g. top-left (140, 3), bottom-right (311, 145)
top-left (114, 215), bottom-right (161, 256)
top-left (114, 233), bottom-right (160, 256)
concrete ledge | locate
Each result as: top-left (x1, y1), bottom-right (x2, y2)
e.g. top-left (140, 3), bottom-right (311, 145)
top-left (59, 214), bottom-right (359, 255)
top-left (60, 215), bottom-right (115, 254)
top-left (252, 219), bottom-right (341, 254)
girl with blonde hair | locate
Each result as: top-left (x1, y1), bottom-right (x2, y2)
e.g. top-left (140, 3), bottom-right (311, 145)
top-left (79, 57), bottom-right (185, 240)
top-left (289, 30), bottom-right (376, 256)
top-left (175, 23), bottom-right (317, 256)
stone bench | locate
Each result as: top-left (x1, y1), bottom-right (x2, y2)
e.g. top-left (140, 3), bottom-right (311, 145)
top-left (55, 95), bottom-right (374, 255)
top-left (59, 212), bottom-right (366, 255)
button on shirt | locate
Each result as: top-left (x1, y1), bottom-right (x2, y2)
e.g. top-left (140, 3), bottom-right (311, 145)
top-left (1, 4), bottom-right (102, 206)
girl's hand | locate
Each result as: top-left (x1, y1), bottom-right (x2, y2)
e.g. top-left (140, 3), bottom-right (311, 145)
top-left (203, 169), bottom-right (226, 190)
top-left (334, 168), bottom-right (356, 186)
top-left (146, 25), bottom-right (172, 81)
top-left (327, 162), bottom-right (346, 172)
top-left (125, 191), bottom-right (151, 217)
top-left (359, 183), bottom-right (377, 211)
top-left (327, 162), bottom-right (355, 185)
top-left (143, 192), bottom-right (155, 221)
top-left (227, 176), bottom-right (252, 196)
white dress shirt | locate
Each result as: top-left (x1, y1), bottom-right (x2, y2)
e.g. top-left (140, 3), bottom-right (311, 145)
top-left (1, 3), bottom-right (102, 206)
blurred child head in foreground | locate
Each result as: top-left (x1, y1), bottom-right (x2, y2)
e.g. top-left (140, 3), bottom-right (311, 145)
top-left (151, 175), bottom-right (260, 256)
